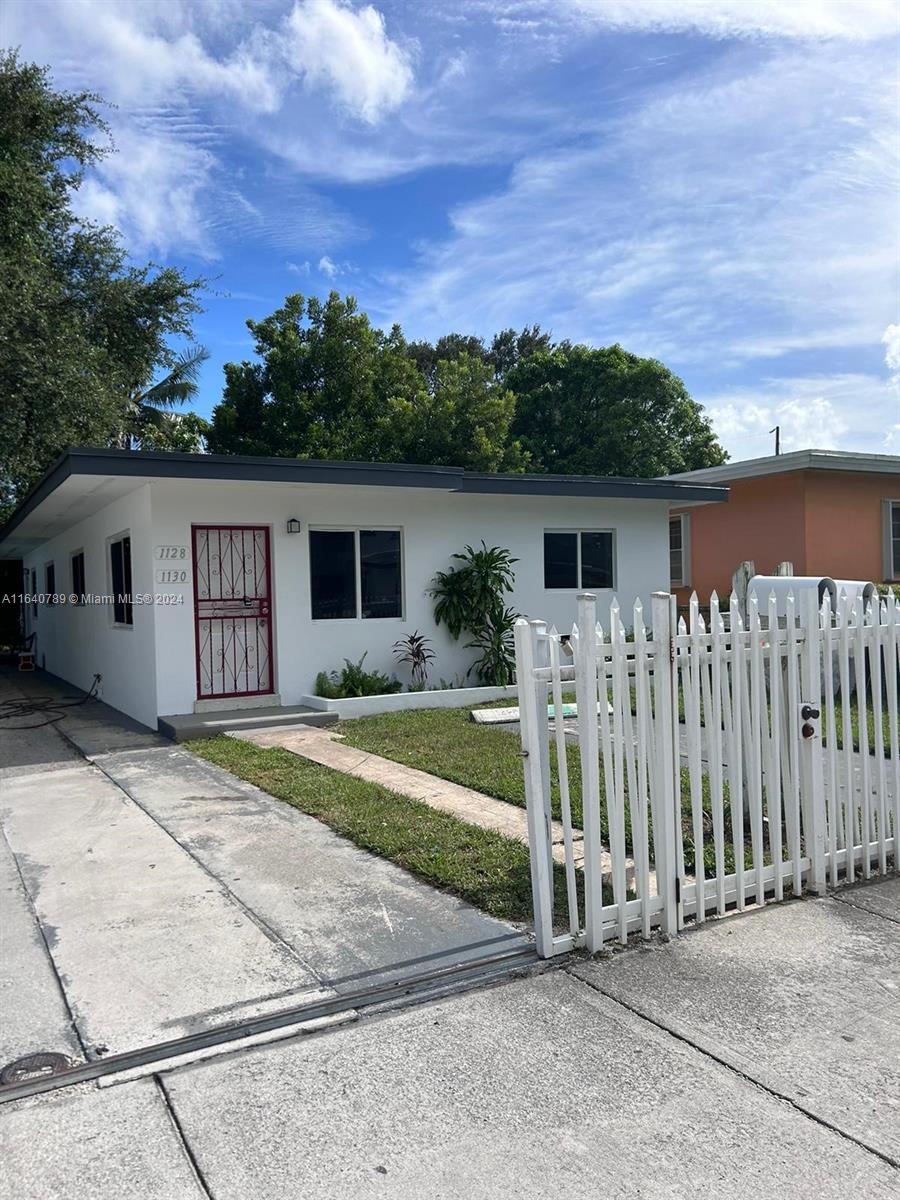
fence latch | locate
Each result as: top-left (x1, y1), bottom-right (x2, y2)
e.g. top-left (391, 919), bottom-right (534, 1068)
top-left (800, 702), bottom-right (820, 739)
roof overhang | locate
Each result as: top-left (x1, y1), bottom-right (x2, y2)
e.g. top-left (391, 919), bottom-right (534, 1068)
top-left (0, 447), bottom-right (729, 559)
top-left (662, 448), bottom-right (900, 486)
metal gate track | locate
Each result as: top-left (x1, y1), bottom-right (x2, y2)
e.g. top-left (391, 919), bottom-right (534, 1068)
top-left (0, 944), bottom-right (540, 1105)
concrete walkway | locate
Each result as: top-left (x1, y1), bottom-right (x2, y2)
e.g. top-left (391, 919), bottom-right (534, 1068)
top-left (4, 876), bottom-right (899, 1199)
top-left (237, 724), bottom-right (601, 870)
top-left (0, 671), bottom-right (525, 1066)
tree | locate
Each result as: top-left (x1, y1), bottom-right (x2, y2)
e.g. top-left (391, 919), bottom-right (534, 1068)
top-left (0, 53), bottom-right (204, 518)
top-left (117, 346), bottom-right (210, 450)
top-left (208, 294), bottom-right (524, 471)
top-left (508, 343), bottom-right (726, 476)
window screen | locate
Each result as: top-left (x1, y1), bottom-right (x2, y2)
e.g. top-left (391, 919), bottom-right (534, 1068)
top-left (310, 530), bottom-right (357, 619)
top-left (670, 517), bottom-right (684, 587)
top-left (360, 530), bottom-right (402, 618)
top-left (110, 536), bottom-right (133, 625)
top-left (544, 532), bottom-right (578, 589)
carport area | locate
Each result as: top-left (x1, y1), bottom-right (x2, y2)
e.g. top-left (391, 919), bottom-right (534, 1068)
top-left (0, 671), bottom-right (528, 1071)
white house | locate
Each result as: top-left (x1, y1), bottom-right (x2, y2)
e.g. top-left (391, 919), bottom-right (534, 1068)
top-left (0, 449), bottom-right (726, 731)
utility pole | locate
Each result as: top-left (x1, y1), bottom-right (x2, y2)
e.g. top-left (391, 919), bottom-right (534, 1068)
top-left (770, 425), bottom-right (781, 455)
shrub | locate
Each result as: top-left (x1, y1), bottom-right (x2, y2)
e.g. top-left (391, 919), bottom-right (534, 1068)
top-left (392, 630), bottom-right (436, 688)
top-left (314, 653), bottom-right (402, 699)
top-left (430, 542), bottom-right (519, 686)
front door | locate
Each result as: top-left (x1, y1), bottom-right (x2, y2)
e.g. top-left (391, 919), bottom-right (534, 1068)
top-left (192, 525), bottom-right (274, 700)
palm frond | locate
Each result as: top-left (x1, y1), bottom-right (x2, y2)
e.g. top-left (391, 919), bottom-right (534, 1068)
top-left (135, 345), bottom-right (210, 410)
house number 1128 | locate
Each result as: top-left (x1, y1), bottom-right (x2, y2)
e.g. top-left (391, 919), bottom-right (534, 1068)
top-left (155, 545), bottom-right (187, 560)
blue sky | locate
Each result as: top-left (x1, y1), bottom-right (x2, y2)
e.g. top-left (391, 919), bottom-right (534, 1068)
top-left (4, 0), bottom-right (899, 461)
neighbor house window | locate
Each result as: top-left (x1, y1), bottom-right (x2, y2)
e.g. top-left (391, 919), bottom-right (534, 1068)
top-left (543, 530), bottom-right (615, 590)
top-left (309, 528), bottom-right (403, 619)
top-left (109, 534), bottom-right (133, 626)
top-left (670, 514), bottom-right (690, 589)
top-left (885, 501), bottom-right (900, 580)
top-left (45, 562), bottom-right (55, 604)
top-left (71, 551), bottom-right (86, 604)
top-left (30, 569), bottom-right (37, 616)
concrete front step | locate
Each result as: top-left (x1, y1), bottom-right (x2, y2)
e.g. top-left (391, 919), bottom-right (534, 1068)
top-left (158, 706), bottom-right (339, 742)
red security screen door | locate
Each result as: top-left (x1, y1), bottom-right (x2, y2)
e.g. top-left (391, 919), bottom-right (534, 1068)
top-left (192, 526), bottom-right (274, 699)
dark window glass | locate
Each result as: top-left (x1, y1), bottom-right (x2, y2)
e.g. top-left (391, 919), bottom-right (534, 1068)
top-left (72, 552), bottom-right (86, 603)
top-left (580, 532), bottom-right (614, 589)
top-left (310, 530), bottom-right (356, 619)
top-left (45, 563), bottom-right (55, 603)
top-left (110, 536), bottom-right (133, 625)
top-left (360, 530), bottom-right (402, 618)
top-left (544, 532), bottom-right (578, 588)
top-left (893, 503), bottom-right (900, 575)
top-left (31, 569), bottom-right (37, 616)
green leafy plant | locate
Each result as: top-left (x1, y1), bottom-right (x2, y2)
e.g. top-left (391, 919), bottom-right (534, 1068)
top-left (314, 653), bottom-right (402, 699)
top-left (430, 542), bottom-right (519, 685)
top-left (464, 605), bottom-right (519, 687)
top-left (392, 630), bottom-right (436, 688)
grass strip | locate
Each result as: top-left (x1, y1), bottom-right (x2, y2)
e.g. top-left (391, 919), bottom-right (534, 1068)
top-left (187, 735), bottom-right (580, 925)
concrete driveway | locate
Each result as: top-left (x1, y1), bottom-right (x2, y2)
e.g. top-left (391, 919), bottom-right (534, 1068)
top-left (0, 672), bottom-right (525, 1065)
top-left (3, 876), bottom-right (899, 1199)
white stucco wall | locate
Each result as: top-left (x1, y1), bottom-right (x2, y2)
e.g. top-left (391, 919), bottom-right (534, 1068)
top-left (149, 479), bottom-right (670, 718)
top-left (21, 484), bottom-right (158, 727)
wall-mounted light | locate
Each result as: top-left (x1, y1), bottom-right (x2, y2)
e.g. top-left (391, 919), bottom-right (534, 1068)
top-left (286, 518), bottom-right (302, 535)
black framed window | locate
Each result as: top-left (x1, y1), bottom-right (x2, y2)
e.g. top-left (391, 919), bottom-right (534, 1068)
top-left (45, 562), bottom-right (56, 604)
top-left (310, 528), bottom-right (402, 619)
top-left (31, 569), bottom-right (37, 616)
top-left (110, 535), bottom-right (133, 626)
top-left (72, 551), bottom-right (86, 603)
top-left (543, 531), bottom-right (615, 590)
top-left (893, 502), bottom-right (900, 578)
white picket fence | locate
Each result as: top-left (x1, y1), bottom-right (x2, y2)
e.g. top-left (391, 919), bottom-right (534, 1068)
top-left (515, 588), bottom-right (900, 958)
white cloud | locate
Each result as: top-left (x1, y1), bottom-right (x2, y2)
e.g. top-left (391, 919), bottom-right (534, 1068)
top-left (883, 323), bottom-right (900, 378)
top-left (702, 373), bottom-right (895, 461)
top-left (288, 260), bottom-right (312, 275)
top-left (495, 0), bottom-right (899, 42)
top-left (283, 0), bottom-right (414, 123)
top-left (318, 254), bottom-right (339, 277)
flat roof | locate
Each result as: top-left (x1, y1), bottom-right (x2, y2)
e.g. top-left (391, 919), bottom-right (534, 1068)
top-left (663, 448), bottom-right (900, 485)
top-left (0, 447), bottom-right (728, 558)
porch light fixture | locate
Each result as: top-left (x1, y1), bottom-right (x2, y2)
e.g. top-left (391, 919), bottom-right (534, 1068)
top-left (286, 518), bottom-right (302, 535)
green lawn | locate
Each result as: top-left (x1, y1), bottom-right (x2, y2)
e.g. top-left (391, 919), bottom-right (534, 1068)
top-left (187, 735), bottom-right (579, 925)
top-left (339, 706), bottom-right (738, 875)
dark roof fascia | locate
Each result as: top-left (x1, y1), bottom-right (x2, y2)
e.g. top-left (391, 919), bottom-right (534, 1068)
top-left (0, 448), bottom-right (728, 545)
top-left (460, 471), bottom-right (727, 502)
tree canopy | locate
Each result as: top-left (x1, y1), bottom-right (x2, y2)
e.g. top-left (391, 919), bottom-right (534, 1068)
top-left (209, 294), bottom-right (725, 477)
top-left (207, 293), bottom-right (525, 472)
top-left (0, 52), bottom-right (204, 519)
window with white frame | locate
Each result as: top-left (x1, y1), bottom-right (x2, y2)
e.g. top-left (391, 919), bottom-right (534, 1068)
top-left (885, 500), bottom-right (900, 580)
top-left (669, 513), bottom-right (690, 588)
top-left (109, 534), bottom-right (133, 626)
top-left (543, 530), bottom-right (615, 590)
top-left (309, 528), bottom-right (403, 619)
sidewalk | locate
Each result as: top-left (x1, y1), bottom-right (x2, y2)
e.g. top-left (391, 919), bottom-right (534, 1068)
top-left (4, 875), bottom-right (898, 1198)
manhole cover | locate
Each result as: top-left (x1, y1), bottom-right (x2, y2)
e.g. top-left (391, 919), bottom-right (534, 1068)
top-left (0, 1052), bottom-right (73, 1085)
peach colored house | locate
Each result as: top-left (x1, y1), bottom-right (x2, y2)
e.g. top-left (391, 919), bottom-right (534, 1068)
top-left (665, 449), bottom-right (900, 605)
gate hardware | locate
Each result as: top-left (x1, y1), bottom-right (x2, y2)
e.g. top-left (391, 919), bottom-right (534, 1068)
top-left (801, 723), bottom-right (816, 739)
top-left (800, 704), bottom-right (820, 721)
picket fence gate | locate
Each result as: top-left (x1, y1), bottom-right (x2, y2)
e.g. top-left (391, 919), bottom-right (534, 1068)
top-left (514, 588), bottom-right (900, 958)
